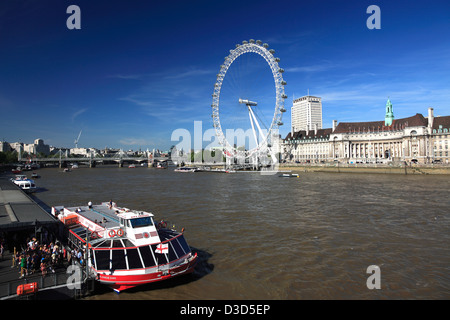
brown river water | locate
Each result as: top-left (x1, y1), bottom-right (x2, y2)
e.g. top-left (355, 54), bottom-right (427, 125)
top-left (31, 165), bottom-right (449, 300)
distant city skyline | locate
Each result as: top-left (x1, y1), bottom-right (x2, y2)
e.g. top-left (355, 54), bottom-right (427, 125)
top-left (1, 0), bottom-right (449, 150)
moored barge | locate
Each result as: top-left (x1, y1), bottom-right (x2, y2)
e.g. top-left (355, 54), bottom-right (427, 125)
top-left (50, 202), bottom-right (198, 292)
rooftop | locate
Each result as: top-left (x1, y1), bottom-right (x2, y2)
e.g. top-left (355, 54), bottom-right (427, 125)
top-left (285, 128), bottom-right (333, 140)
top-left (432, 115), bottom-right (450, 130)
top-left (333, 113), bottom-right (428, 134)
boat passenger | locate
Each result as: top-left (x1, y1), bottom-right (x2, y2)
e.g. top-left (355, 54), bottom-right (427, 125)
top-left (19, 255), bottom-right (27, 278)
top-left (88, 201), bottom-right (92, 209)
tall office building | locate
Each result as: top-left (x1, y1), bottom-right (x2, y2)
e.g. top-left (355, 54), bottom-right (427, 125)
top-left (291, 95), bottom-right (323, 132)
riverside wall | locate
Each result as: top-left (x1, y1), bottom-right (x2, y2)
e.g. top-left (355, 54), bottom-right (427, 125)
top-left (279, 164), bottom-right (450, 175)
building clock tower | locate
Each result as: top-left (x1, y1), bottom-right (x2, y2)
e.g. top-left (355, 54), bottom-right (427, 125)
top-left (385, 98), bottom-right (394, 126)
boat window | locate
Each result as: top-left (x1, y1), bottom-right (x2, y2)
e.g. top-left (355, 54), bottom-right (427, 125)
top-left (171, 238), bottom-right (185, 258)
top-left (121, 239), bottom-right (135, 247)
top-left (95, 240), bottom-right (112, 248)
top-left (139, 246), bottom-right (156, 267)
top-left (94, 250), bottom-right (110, 270)
top-left (176, 235), bottom-right (191, 254)
top-left (111, 250), bottom-right (127, 270)
top-left (112, 240), bottom-right (124, 248)
top-left (129, 216), bottom-right (153, 228)
top-left (126, 248), bottom-right (143, 269)
top-left (168, 242), bottom-right (178, 261)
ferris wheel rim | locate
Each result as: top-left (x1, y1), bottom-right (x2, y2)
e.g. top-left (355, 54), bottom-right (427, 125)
top-left (211, 40), bottom-right (286, 158)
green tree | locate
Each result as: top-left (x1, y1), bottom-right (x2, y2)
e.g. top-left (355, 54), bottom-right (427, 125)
top-left (0, 151), bottom-right (18, 164)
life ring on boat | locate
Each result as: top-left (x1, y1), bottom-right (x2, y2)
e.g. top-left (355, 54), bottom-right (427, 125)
top-left (143, 232), bottom-right (149, 238)
top-left (116, 229), bottom-right (124, 237)
top-left (108, 230), bottom-right (116, 238)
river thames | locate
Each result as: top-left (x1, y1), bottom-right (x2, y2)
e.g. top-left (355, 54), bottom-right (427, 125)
top-left (32, 166), bottom-right (449, 299)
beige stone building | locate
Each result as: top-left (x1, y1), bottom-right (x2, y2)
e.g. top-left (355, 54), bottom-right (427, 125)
top-left (282, 127), bottom-right (332, 163)
top-left (282, 100), bottom-right (450, 165)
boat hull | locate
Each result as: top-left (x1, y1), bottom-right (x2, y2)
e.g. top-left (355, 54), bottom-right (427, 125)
top-left (96, 252), bottom-right (198, 292)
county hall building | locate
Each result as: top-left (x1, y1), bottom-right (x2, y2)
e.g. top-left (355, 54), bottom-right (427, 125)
top-left (282, 98), bottom-right (450, 164)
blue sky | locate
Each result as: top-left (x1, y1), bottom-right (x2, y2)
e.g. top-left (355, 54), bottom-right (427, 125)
top-left (1, 0), bottom-right (449, 151)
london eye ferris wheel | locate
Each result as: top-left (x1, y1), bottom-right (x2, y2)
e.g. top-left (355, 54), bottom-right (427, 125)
top-left (211, 39), bottom-right (287, 165)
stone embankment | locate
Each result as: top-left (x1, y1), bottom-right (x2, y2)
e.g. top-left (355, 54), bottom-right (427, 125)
top-left (280, 164), bottom-right (450, 175)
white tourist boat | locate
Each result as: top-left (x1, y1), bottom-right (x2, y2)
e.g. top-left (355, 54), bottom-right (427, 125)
top-left (11, 175), bottom-right (37, 193)
top-left (174, 167), bottom-right (198, 172)
top-left (50, 202), bottom-right (198, 293)
top-left (279, 173), bottom-right (299, 178)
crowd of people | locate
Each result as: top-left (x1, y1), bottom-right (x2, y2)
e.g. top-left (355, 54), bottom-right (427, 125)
top-left (13, 238), bottom-right (64, 278)
top-left (11, 237), bottom-right (85, 279)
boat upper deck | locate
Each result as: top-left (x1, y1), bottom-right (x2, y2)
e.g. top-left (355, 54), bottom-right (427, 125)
top-left (71, 204), bottom-right (121, 229)
top-left (55, 203), bottom-right (155, 229)
top-left (52, 203), bottom-right (126, 231)
top-left (52, 202), bottom-right (167, 245)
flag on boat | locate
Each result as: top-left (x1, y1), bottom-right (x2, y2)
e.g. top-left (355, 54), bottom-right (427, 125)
top-left (155, 243), bottom-right (168, 254)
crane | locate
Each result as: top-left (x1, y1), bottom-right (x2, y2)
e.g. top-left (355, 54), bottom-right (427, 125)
top-left (74, 130), bottom-right (82, 148)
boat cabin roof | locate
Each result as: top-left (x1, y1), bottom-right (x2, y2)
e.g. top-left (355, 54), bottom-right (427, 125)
top-left (15, 180), bottom-right (34, 185)
top-left (61, 203), bottom-right (154, 230)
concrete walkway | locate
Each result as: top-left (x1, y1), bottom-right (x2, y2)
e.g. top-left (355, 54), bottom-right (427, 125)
top-left (0, 174), bottom-right (72, 299)
top-left (0, 175), bottom-right (58, 231)
top-left (0, 250), bottom-right (74, 300)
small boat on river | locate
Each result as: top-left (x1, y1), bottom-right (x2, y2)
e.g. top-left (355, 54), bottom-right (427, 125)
top-left (279, 173), bottom-right (300, 178)
top-left (174, 167), bottom-right (198, 172)
top-left (10, 174), bottom-right (37, 193)
top-left (11, 167), bottom-right (22, 174)
top-left (50, 202), bottom-right (198, 293)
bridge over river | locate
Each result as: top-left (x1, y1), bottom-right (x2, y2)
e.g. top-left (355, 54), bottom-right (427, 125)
top-left (18, 150), bottom-right (168, 168)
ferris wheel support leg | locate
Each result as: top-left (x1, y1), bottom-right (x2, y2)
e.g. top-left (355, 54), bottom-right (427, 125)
top-left (226, 156), bottom-right (233, 169)
top-left (248, 107), bottom-right (259, 146)
top-left (248, 106), bottom-right (265, 144)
